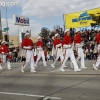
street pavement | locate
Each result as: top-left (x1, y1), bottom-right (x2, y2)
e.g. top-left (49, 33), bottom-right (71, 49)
top-left (0, 60), bottom-right (100, 100)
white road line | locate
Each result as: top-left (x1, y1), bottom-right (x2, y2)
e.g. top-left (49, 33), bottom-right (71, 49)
top-left (0, 92), bottom-right (61, 100)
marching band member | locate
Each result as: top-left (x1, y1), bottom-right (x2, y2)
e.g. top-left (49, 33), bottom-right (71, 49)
top-left (60, 29), bottom-right (81, 72)
top-left (35, 36), bottom-right (47, 67)
top-left (21, 32), bottom-right (36, 73)
top-left (0, 41), bottom-right (11, 70)
top-left (74, 28), bottom-right (87, 69)
top-left (93, 29), bottom-right (100, 70)
top-left (51, 33), bottom-right (66, 68)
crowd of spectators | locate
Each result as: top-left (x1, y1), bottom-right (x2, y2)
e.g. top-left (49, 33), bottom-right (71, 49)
top-left (42, 28), bottom-right (99, 61)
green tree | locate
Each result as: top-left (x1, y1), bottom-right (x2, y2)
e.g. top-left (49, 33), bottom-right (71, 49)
top-left (39, 27), bottom-right (50, 38)
top-left (50, 31), bottom-right (56, 38)
top-left (89, 13), bottom-right (100, 27)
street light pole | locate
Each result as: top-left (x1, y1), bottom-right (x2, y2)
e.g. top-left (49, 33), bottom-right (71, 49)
top-left (0, 5), bottom-right (9, 43)
top-left (18, 26), bottom-right (21, 45)
top-left (0, 9), bottom-right (2, 42)
top-left (5, 5), bottom-right (9, 42)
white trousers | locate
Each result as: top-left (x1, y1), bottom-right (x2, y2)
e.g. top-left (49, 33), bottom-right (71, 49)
top-left (53, 48), bottom-right (64, 65)
top-left (36, 50), bottom-right (47, 66)
top-left (2, 54), bottom-right (11, 69)
top-left (95, 56), bottom-right (100, 67)
top-left (61, 48), bottom-right (79, 70)
top-left (22, 50), bottom-right (35, 71)
top-left (76, 47), bottom-right (85, 67)
top-left (95, 44), bottom-right (100, 67)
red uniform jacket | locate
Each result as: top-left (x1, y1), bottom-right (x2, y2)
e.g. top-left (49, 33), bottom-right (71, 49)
top-left (95, 33), bottom-right (100, 44)
top-left (74, 34), bottom-right (82, 44)
top-left (53, 38), bottom-right (61, 47)
top-left (1, 45), bottom-right (9, 53)
top-left (62, 35), bottom-right (72, 45)
top-left (21, 38), bottom-right (34, 49)
top-left (36, 40), bottom-right (44, 48)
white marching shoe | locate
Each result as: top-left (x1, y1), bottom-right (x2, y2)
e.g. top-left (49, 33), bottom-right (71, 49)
top-left (21, 66), bottom-right (24, 73)
top-left (59, 68), bottom-right (65, 72)
top-left (74, 68), bottom-right (81, 72)
top-left (44, 65), bottom-right (47, 67)
top-left (51, 64), bottom-right (55, 68)
top-left (0, 65), bottom-right (3, 70)
top-left (31, 70), bottom-right (36, 73)
top-left (81, 66), bottom-right (87, 69)
top-left (93, 64), bottom-right (98, 70)
top-left (8, 67), bottom-right (12, 70)
top-left (64, 65), bottom-right (68, 68)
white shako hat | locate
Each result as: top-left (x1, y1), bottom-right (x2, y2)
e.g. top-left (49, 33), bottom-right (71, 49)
top-left (64, 29), bottom-right (70, 33)
top-left (55, 33), bottom-right (59, 37)
top-left (37, 36), bottom-right (42, 40)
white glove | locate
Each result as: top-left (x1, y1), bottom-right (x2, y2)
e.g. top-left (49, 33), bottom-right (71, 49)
top-left (68, 45), bottom-right (71, 48)
top-left (76, 44), bottom-right (81, 47)
top-left (37, 47), bottom-right (42, 51)
top-left (63, 45), bottom-right (69, 49)
top-left (23, 46), bottom-right (31, 49)
top-left (56, 44), bottom-right (61, 48)
top-left (9, 52), bottom-right (12, 54)
top-left (1, 52), bottom-right (4, 54)
top-left (76, 44), bottom-right (80, 46)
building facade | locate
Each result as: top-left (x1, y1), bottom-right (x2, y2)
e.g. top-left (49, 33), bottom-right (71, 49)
top-left (2, 32), bottom-right (38, 48)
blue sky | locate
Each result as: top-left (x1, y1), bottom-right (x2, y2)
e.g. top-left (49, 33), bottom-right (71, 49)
top-left (0, 0), bottom-right (100, 36)
top-left (1, 5), bottom-right (22, 18)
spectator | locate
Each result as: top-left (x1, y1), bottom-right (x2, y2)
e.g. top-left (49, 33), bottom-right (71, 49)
top-left (21, 56), bottom-right (26, 62)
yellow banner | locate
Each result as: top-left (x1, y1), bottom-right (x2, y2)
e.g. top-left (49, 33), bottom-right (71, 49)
top-left (64, 7), bottom-right (100, 29)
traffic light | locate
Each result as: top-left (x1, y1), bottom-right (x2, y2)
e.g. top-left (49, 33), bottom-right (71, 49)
top-left (4, 34), bottom-right (8, 41)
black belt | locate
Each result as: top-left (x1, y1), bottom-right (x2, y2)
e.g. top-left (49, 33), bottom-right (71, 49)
top-left (57, 46), bottom-right (61, 48)
top-left (65, 47), bottom-right (71, 49)
top-left (24, 49), bottom-right (32, 51)
top-left (1, 53), bottom-right (8, 55)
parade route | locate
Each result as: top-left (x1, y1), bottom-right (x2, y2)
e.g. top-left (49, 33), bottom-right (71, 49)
top-left (0, 60), bottom-right (100, 100)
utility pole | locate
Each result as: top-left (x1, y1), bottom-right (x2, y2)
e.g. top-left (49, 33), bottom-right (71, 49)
top-left (0, 9), bottom-right (2, 43)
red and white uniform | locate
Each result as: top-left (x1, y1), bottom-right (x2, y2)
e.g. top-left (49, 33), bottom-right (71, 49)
top-left (0, 46), bottom-right (3, 65)
top-left (54, 38), bottom-right (61, 48)
top-left (35, 40), bottom-right (47, 67)
top-left (74, 34), bottom-right (86, 68)
top-left (51, 38), bottom-right (64, 67)
top-left (1, 44), bottom-right (11, 69)
top-left (93, 33), bottom-right (100, 69)
top-left (1, 45), bottom-right (9, 53)
top-left (95, 33), bottom-right (100, 53)
top-left (0, 46), bottom-right (3, 53)
top-left (21, 38), bottom-right (35, 72)
top-left (61, 35), bottom-right (80, 71)
top-left (36, 40), bottom-right (44, 49)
